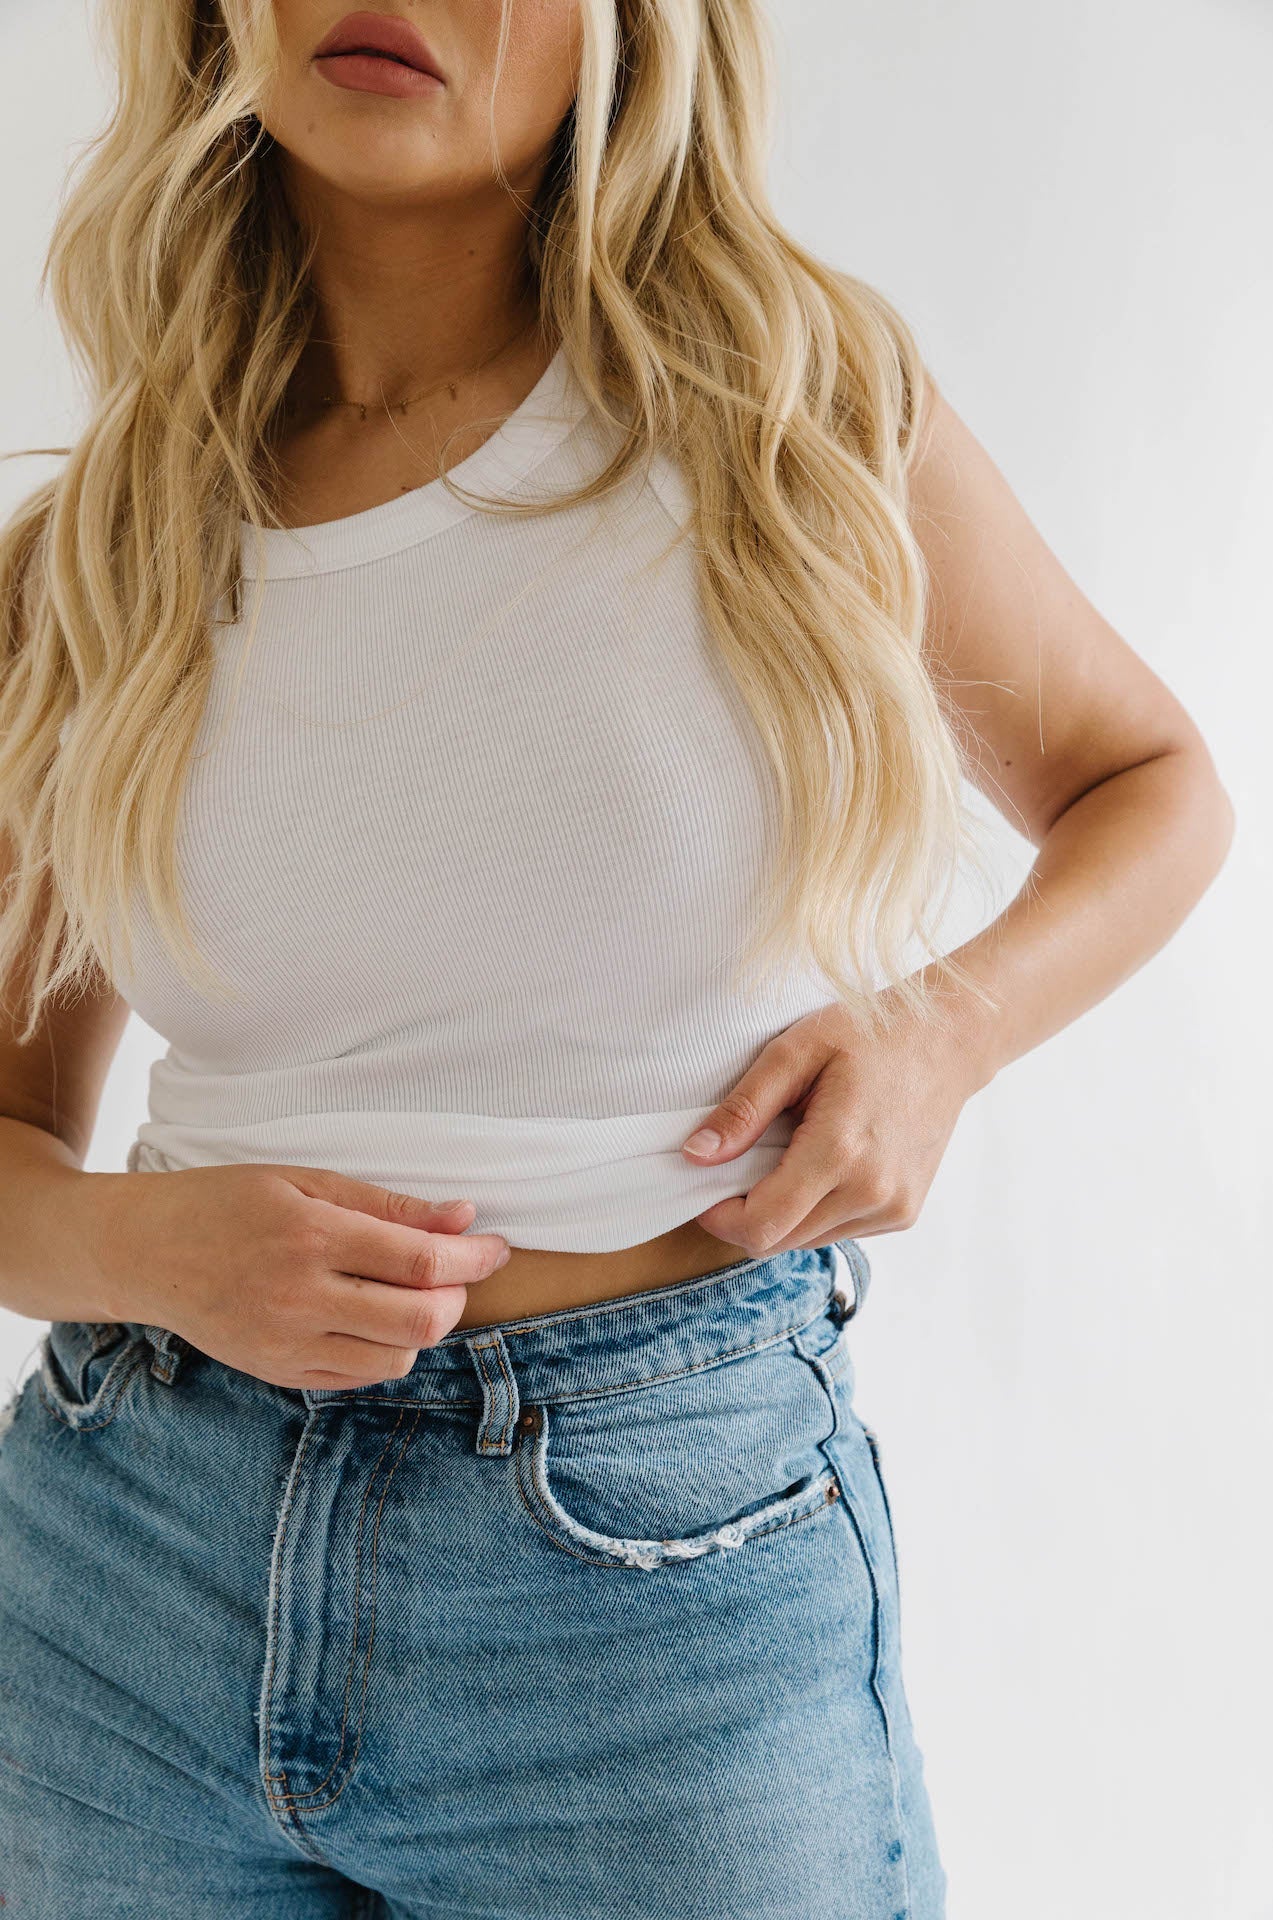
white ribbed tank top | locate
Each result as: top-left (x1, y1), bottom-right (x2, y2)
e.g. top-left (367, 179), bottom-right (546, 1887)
top-left (112, 345), bottom-right (848, 1252)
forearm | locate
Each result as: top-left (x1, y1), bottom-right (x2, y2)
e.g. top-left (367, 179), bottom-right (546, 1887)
top-left (936, 745), bottom-right (1235, 1090)
top-left (0, 1116), bottom-right (123, 1322)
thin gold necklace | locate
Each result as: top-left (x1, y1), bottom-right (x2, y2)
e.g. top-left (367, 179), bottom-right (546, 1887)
top-left (308, 319), bottom-right (538, 423)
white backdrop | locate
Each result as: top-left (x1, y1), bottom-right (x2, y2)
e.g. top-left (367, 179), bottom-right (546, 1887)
top-left (2, 4), bottom-right (1270, 1916)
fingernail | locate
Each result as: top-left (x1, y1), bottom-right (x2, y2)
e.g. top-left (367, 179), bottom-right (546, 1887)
top-left (494, 1244), bottom-right (512, 1268)
top-left (683, 1129), bottom-right (721, 1157)
top-left (436, 1198), bottom-right (471, 1213)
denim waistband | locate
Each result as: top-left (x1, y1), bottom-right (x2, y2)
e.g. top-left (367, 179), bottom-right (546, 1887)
top-left (138, 1236), bottom-right (870, 1427)
top-left (314, 1238), bottom-right (865, 1412)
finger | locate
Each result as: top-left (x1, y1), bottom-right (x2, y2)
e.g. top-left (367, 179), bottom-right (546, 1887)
top-left (280, 1164), bottom-right (479, 1235)
top-left (784, 1197), bottom-right (893, 1252)
top-left (698, 1191), bottom-right (890, 1258)
top-left (713, 1110), bottom-right (853, 1252)
top-left (702, 1113), bottom-right (860, 1259)
top-left (680, 1030), bottom-right (826, 1165)
top-left (787, 1218), bottom-right (875, 1253)
top-left (328, 1212), bottom-right (511, 1291)
top-left (298, 1317), bottom-right (464, 1385)
top-left (320, 1269), bottom-right (494, 1350)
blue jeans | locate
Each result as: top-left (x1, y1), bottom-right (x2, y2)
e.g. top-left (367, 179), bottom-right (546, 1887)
top-left (0, 1238), bottom-right (946, 1918)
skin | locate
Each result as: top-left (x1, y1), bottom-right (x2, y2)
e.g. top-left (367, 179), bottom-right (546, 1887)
top-left (251, 0), bottom-right (584, 519)
top-left (0, 5), bottom-right (1235, 1388)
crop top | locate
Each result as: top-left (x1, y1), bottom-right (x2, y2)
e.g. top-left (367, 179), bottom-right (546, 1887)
top-left (111, 343), bottom-right (849, 1252)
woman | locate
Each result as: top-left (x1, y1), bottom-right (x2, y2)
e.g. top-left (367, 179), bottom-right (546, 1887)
top-left (0, 0), bottom-right (1233, 1914)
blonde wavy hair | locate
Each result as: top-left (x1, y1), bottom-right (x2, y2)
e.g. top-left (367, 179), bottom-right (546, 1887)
top-left (0, 0), bottom-right (996, 1050)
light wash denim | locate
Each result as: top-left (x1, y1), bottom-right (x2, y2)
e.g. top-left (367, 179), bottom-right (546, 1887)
top-left (0, 1235), bottom-right (946, 1918)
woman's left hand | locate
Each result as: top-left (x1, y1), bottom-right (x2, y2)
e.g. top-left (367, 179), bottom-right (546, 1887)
top-left (679, 991), bottom-right (992, 1255)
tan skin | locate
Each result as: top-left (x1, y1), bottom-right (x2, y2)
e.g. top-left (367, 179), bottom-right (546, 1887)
top-left (0, 4), bottom-right (1235, 1390)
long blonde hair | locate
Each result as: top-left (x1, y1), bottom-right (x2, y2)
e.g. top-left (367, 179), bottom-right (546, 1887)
top-left (0, 0), bottom-right (996, 1049)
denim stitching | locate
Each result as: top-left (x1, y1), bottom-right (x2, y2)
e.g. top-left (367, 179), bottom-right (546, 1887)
top-left (511, 1305), bottom-right (836, 1410)
top-left (515, 1461), bottom-right (840, 1570)
top-left (314, 1296), bottom-right (840, 1415)
top-left (35, 1336), bottom-right (149, 1432)
top-left (859, 1421), bottom-right (902, 1611)
top-left (467, 1339), bottom-right (498, 1452)
top-left (489, 1336), bottom-right (518, 1450)
top-left (516, 1401), bottom-right (841, 1571)
top-left (264, 1407), bottom-right (418, 1814)
top-left (798, 1356), bottom-right (913, 1916)
top-left (469, 1336), bottom-right (517, 1454)
top-left (823, 1464), bottom-right (913, 1914)
top-left (260, 1412), bottom-right (320, 1798)
top-left (261, 1408), bottom-right (404, 1798)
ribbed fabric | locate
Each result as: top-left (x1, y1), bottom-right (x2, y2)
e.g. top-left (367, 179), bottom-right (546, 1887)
top-left (113, 346), bottom-right (846, 1253)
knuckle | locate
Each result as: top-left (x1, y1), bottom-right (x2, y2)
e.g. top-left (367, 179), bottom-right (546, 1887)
top-left (381, 1186), bottom-right (416, 1227)
top-left (828, 1135), bottom-right (859, 1175)
top-left (285, 1215), bottom-right (333, 1272)
top-left (401, 1294), bottom-right (440, 1349)
top-left (764, 1035), bottom-right (803, 1074)
top-left (747, 1214), bottom-right (784, 1250)
top-left (894, 1187), bottom-right (923, 1229)
top-left (404, 1238), bottom-right (441, 1290)
top-left (414, 1303), bottom-right (450, 1349)
top-left (716, 1089), bottom-right (763, 1134)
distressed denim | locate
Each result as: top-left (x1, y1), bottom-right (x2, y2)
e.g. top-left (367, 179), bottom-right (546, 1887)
top-left (0, 1236), bottom-right (946, 1918)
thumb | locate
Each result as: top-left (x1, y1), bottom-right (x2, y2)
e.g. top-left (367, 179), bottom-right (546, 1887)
top-left (280, 1165), bottom-right (478, 1233)
top-left (680, 1041), bottom-right (811, 1164)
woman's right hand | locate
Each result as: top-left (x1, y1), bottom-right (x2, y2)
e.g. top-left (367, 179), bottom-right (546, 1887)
top-left (85, 1162), bottom-right (511, 1390)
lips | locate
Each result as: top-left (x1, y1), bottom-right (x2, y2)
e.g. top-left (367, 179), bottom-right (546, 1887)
top-left (313, 12), bottom-right (445, 80)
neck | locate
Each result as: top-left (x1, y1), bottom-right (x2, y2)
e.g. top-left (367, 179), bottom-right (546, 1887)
top-left (280, 168), bottom-right (545, 413)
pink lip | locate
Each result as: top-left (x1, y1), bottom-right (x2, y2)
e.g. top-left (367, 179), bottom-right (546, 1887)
top-left (315, 51), bottom-right (443, 98)
top-left (313, 11), bottom-right (445, 81)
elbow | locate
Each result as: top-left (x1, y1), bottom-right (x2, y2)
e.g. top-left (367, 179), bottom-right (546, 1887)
top-left (1212, 777), bottom-right (1237, 871)
top-left (1190, 756), bottom-right (1237, 887)
top-left (1161, 726), bottom-right (1237, 879)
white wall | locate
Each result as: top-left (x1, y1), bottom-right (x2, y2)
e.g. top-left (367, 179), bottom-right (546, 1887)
top-left (2, 4), bottom-right (1269, 1915)
top-left (771, 5), bottom-right (1273, 1917)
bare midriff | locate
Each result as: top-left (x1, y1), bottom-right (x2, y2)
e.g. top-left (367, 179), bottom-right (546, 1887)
top-left (452, 1219), bottom-right (757, 1333)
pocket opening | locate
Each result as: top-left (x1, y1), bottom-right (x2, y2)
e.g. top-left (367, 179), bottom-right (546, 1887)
top-left (516, 1400), bottom-right (841, 1572)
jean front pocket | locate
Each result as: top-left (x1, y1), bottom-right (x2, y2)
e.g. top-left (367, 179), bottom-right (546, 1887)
top-left (515, 1334), bottom-right (842, 1571)
top-left (36, 1320), bottom-right (151, 1432)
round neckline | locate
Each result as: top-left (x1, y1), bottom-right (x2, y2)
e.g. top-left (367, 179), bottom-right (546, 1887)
top-left (238, 342), bottom-right (589, 579)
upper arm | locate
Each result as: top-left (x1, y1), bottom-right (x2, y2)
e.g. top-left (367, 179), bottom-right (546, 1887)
top-left (906, 375), bottom-right (1217, 846)
top-left (0, 839), bottom-right (131, 1164)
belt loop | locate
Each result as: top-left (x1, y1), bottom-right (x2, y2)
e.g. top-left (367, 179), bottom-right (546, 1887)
top-left (143, 1324), bottom-right (189, 1385)
top-left (464, 1332), bottom-right (521, 1456)
top-left (830, 1240), bottom-right (871, 1324)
